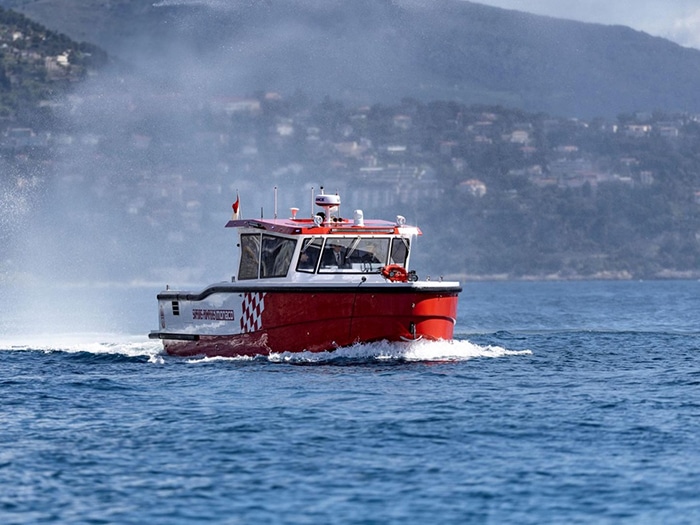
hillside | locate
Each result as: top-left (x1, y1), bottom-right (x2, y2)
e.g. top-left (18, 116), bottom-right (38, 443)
top-left (0, 7), bottom-right (107, 121)
top-left (2, 0), bottom-right (700, 117)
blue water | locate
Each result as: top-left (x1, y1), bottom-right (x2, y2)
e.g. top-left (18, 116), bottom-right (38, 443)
top-left (1, 280), bottom-right (699, 524)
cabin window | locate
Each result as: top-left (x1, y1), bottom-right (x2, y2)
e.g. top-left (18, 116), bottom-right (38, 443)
top-left (238, 234), bottom-right (261, 280)
top-left (318, 237), bottom-right (390, 273)
top-left (239, 233), bottom-right (296, 280)
top-left (297, 237), bottom-right (323, 273)
top-left (261, 235), bottom-right (295, 278)
top-left (319, 238), bottom-right (354, 271)
top-left (352, 238), bottom-right (389, 267)
top-left (390, 238), bottom-right (410, 266)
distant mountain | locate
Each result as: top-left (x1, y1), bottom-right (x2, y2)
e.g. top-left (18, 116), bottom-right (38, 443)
top-left (3, 0), bottom-right (700, 117)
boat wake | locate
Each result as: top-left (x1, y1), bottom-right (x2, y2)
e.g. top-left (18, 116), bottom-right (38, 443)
top-left (1, 335), bottom-right (531, 365)
top-left (191, 338), bottom-right (532, 364)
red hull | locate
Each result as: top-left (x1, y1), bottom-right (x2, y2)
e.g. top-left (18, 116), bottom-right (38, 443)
top-left (161, 289), bottom-right (459, 358)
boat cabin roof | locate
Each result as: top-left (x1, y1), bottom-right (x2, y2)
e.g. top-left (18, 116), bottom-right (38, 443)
top-left (225, 217), bottom-right (421, 237)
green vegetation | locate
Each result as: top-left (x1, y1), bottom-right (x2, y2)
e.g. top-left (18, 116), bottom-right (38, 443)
top-left (0, 7), bottom-right (107, 121)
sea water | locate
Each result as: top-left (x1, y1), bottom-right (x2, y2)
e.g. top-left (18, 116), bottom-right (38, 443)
top-left (1, 280), bottom-right (699, 524)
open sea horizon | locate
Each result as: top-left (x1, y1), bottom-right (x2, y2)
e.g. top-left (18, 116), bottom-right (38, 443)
top-left (1, 279), bottom-right (699, 524)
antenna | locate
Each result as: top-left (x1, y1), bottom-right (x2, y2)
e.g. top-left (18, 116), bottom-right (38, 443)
top-left (274, 186), bottom-right (278, 219)
top-left (336, 188), bottom-right (340, 219)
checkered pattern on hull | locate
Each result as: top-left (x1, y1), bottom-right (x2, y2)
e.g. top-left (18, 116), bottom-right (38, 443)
top-left (240, 292), bottom-right (266, 333)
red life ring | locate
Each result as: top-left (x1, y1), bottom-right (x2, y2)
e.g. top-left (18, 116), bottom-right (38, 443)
top-left (381, 264), bottom-right (408, 282)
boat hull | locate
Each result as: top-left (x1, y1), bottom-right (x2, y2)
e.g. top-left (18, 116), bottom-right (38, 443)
top-left (150, 284), bottom-right (460, 357)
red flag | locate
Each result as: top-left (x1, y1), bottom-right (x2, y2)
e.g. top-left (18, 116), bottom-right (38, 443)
top-left (232, 193), bottom-right (240, 220)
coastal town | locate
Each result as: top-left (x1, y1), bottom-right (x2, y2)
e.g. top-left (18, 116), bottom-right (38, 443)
top-left (1, 10), bottom-right (700, 281)
top-left (3, 88), bottom-right (700, 281)
top-left (5, 91), bottom-right (700, 204)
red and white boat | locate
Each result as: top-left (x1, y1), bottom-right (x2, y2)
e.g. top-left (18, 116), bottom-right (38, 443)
top-left (149, 191), bottom-right (461, 357)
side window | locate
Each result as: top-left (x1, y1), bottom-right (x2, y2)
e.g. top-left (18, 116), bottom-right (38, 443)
top-left (390, 238), bottom-right (410, 266)
top-left (238, 234), bottom-right (261, 280)
top-left (297, 237), bottom-right (322, 273)
top-left (261, 235), bottom-right (296, 278)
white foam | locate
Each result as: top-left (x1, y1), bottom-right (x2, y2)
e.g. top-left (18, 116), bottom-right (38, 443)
top-left (1, 335), bottom-right (531, 365)
top-left (268, 338), bottom-right (532, 363)
top-left (0, 333), bottom-right (162, 359)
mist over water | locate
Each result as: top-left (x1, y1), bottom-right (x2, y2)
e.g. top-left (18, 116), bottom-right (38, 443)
top-left (1, 5), bottom-right (242, 333)
top-left (4, 2), bottom-right (698, 338)
top-left (0, 1), bottom-right (439, 338)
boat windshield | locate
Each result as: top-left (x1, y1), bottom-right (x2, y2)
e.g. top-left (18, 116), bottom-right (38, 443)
top-left (238, 233), bottom-right (296, 280)
top-left (318, 237), bottom-right (391, 273)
